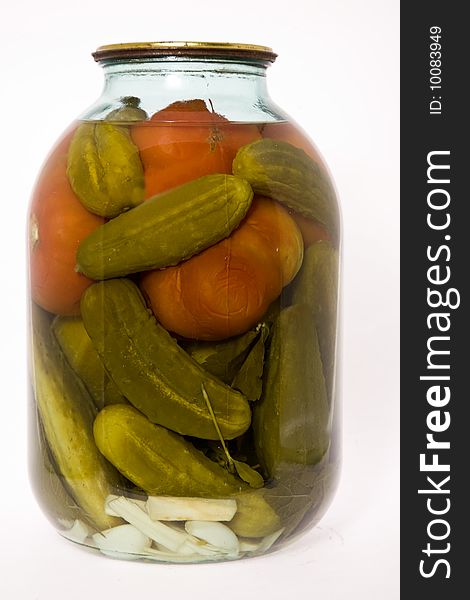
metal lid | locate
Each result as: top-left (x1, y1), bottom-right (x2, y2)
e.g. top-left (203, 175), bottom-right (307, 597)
top-left (93, 41), bottom-right (277, 64)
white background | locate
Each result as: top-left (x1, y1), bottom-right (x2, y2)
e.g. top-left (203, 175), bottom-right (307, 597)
top-left (0, 1), bottom-right (399, 598)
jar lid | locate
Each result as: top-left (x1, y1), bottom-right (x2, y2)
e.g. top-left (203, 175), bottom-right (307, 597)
top-left (93, 41), bottom-right (277, 64)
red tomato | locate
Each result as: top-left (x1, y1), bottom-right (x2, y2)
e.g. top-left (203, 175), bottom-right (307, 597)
top-left (140, 197), bottom-right (304, 341)
top-left (132, 99), bottom-right (261, 196)
top-left (29, 128), bottom-right (104, 315)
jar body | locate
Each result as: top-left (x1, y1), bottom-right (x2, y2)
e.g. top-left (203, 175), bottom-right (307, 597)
top-left (27, 54), bottom-right (341, 562)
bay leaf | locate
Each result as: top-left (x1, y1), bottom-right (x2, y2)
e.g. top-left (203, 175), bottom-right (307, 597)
top-left (264, 461), bottom-right (335, 537)
top-left (185, 328), bottom-right (259, 383)
top-left (232, 324), bottom-right (269, 401)
top-left (233, 460), bottom-right (265, 489)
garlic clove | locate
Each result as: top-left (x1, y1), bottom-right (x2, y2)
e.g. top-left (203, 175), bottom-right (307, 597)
top-left (92, 524), bottom-right (151, 560)
top-left (104, 494), bottom-right (147, 517)
top-left (106, 496), bottom-right (188, 552)
top-left (62, 519), bottom-right (91, 544)
top-left (185, 520), bottom-right (240, 554)
top-left (146, 496), bottom-right (237, 522)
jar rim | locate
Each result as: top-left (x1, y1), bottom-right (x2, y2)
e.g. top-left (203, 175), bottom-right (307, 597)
top-left (92, 41), bottom-right (277, 64)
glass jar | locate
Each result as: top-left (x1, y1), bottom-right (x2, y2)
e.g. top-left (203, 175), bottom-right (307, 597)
top-left (27, 42), bottom-right (341, 562)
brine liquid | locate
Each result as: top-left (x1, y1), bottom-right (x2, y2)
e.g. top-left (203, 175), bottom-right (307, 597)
top-left (28, 116), bottom-right (340, 562)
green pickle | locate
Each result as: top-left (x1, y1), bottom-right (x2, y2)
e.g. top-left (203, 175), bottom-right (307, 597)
top-left (291, 241), bottom-right (339, 402)
top-left (229, 492), bottom-right (281, 538)
top-left (67, 122), bottom-right (145, 218)
top-left (253, 304), bottom-right (330, 478)
top-left (81, 279), bottom-right (252, 440)
top-left (105, 96), bottom-right (148, 122)
top-left (31, 306), bottom-right (122, 531)
top-left (233, 138), bottom-right (338, 238)
top-left (52, 316), bottom-right (126, 409)
top-left (29, 411), bottom-right (83, 527)
top-left (76, 174), bottom-right (253, 279)
top-left (94, 404), bottom-right (281, 537)
top-left (94, 404), bottom-right (245, 497)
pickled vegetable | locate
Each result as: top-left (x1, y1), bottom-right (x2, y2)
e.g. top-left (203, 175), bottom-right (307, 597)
top-left (238, 196), bottom-right (304, 286)
top-left (291, 241), bottom-right (339, 401)
top-left (77, 174), bottom-right (253, 280)
top-left (141, 234), bottom-right (278, 341)
top-left (29, 130), bottom-right (104, 316)
top-left (52, 316), bottom-right (126, 408)
top-left (94, 405), bottom-right (280, 541)
top-left (140, 196), bottom-right (301, 340)
top-left (229, 492), bottom-right (281, 538)
top-left (81, 279), bottom-right (251, 440)
top-left (185, 521), bottom-right (240, 553)
top-left (67, 122), bottom-right (145, 218)
top-left (253, 304), bottom-right (330, 478)
top-left (131, 99), bottom-right (261, 196)
top-left (288, 211), bottom-right (331, 248)
top-left (31, 305), bottom-right (121, 530)
top-left (146, 496), bottom-right (237, 522)
top-left (29, 411), bottom-right (82, 527)
top-left (106, 96), bottom-right (148, 122)
top-left (233, 139), bottom-right (338, 237)
top-left (94, 404), bottom-right (246, 496)
top-left (261, 121), bottom-right (322, 161)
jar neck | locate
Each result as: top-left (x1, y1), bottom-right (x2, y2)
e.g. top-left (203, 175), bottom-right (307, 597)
top-left (81, 59), bottom-right (285, 123)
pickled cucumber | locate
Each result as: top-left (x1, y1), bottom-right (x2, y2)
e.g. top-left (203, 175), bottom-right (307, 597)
top-left (94, 404), bottom-right (246, 497)
top-left (233, 139), bottom-right (338, 237)
top-left (253, 304), bottom-right (330, 478)
top-left (81, 279), bottom-right (252, 440)
top-left (31, 305), bottom-right (122, 530)
top-left (77, 174), bottom-right (253, 280)
top-left (106, 96), bottom-right (148, 122)
top-left (52, 316), bottom-right (126, 409)
top-left (67, 122), bottom-right (145, 218)
top-left (229, 492), bottom-right (281, 538)
top-left (29, 404), bottom-right (82, 527)
top-left (291, 241), bottom-right (339, 401)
